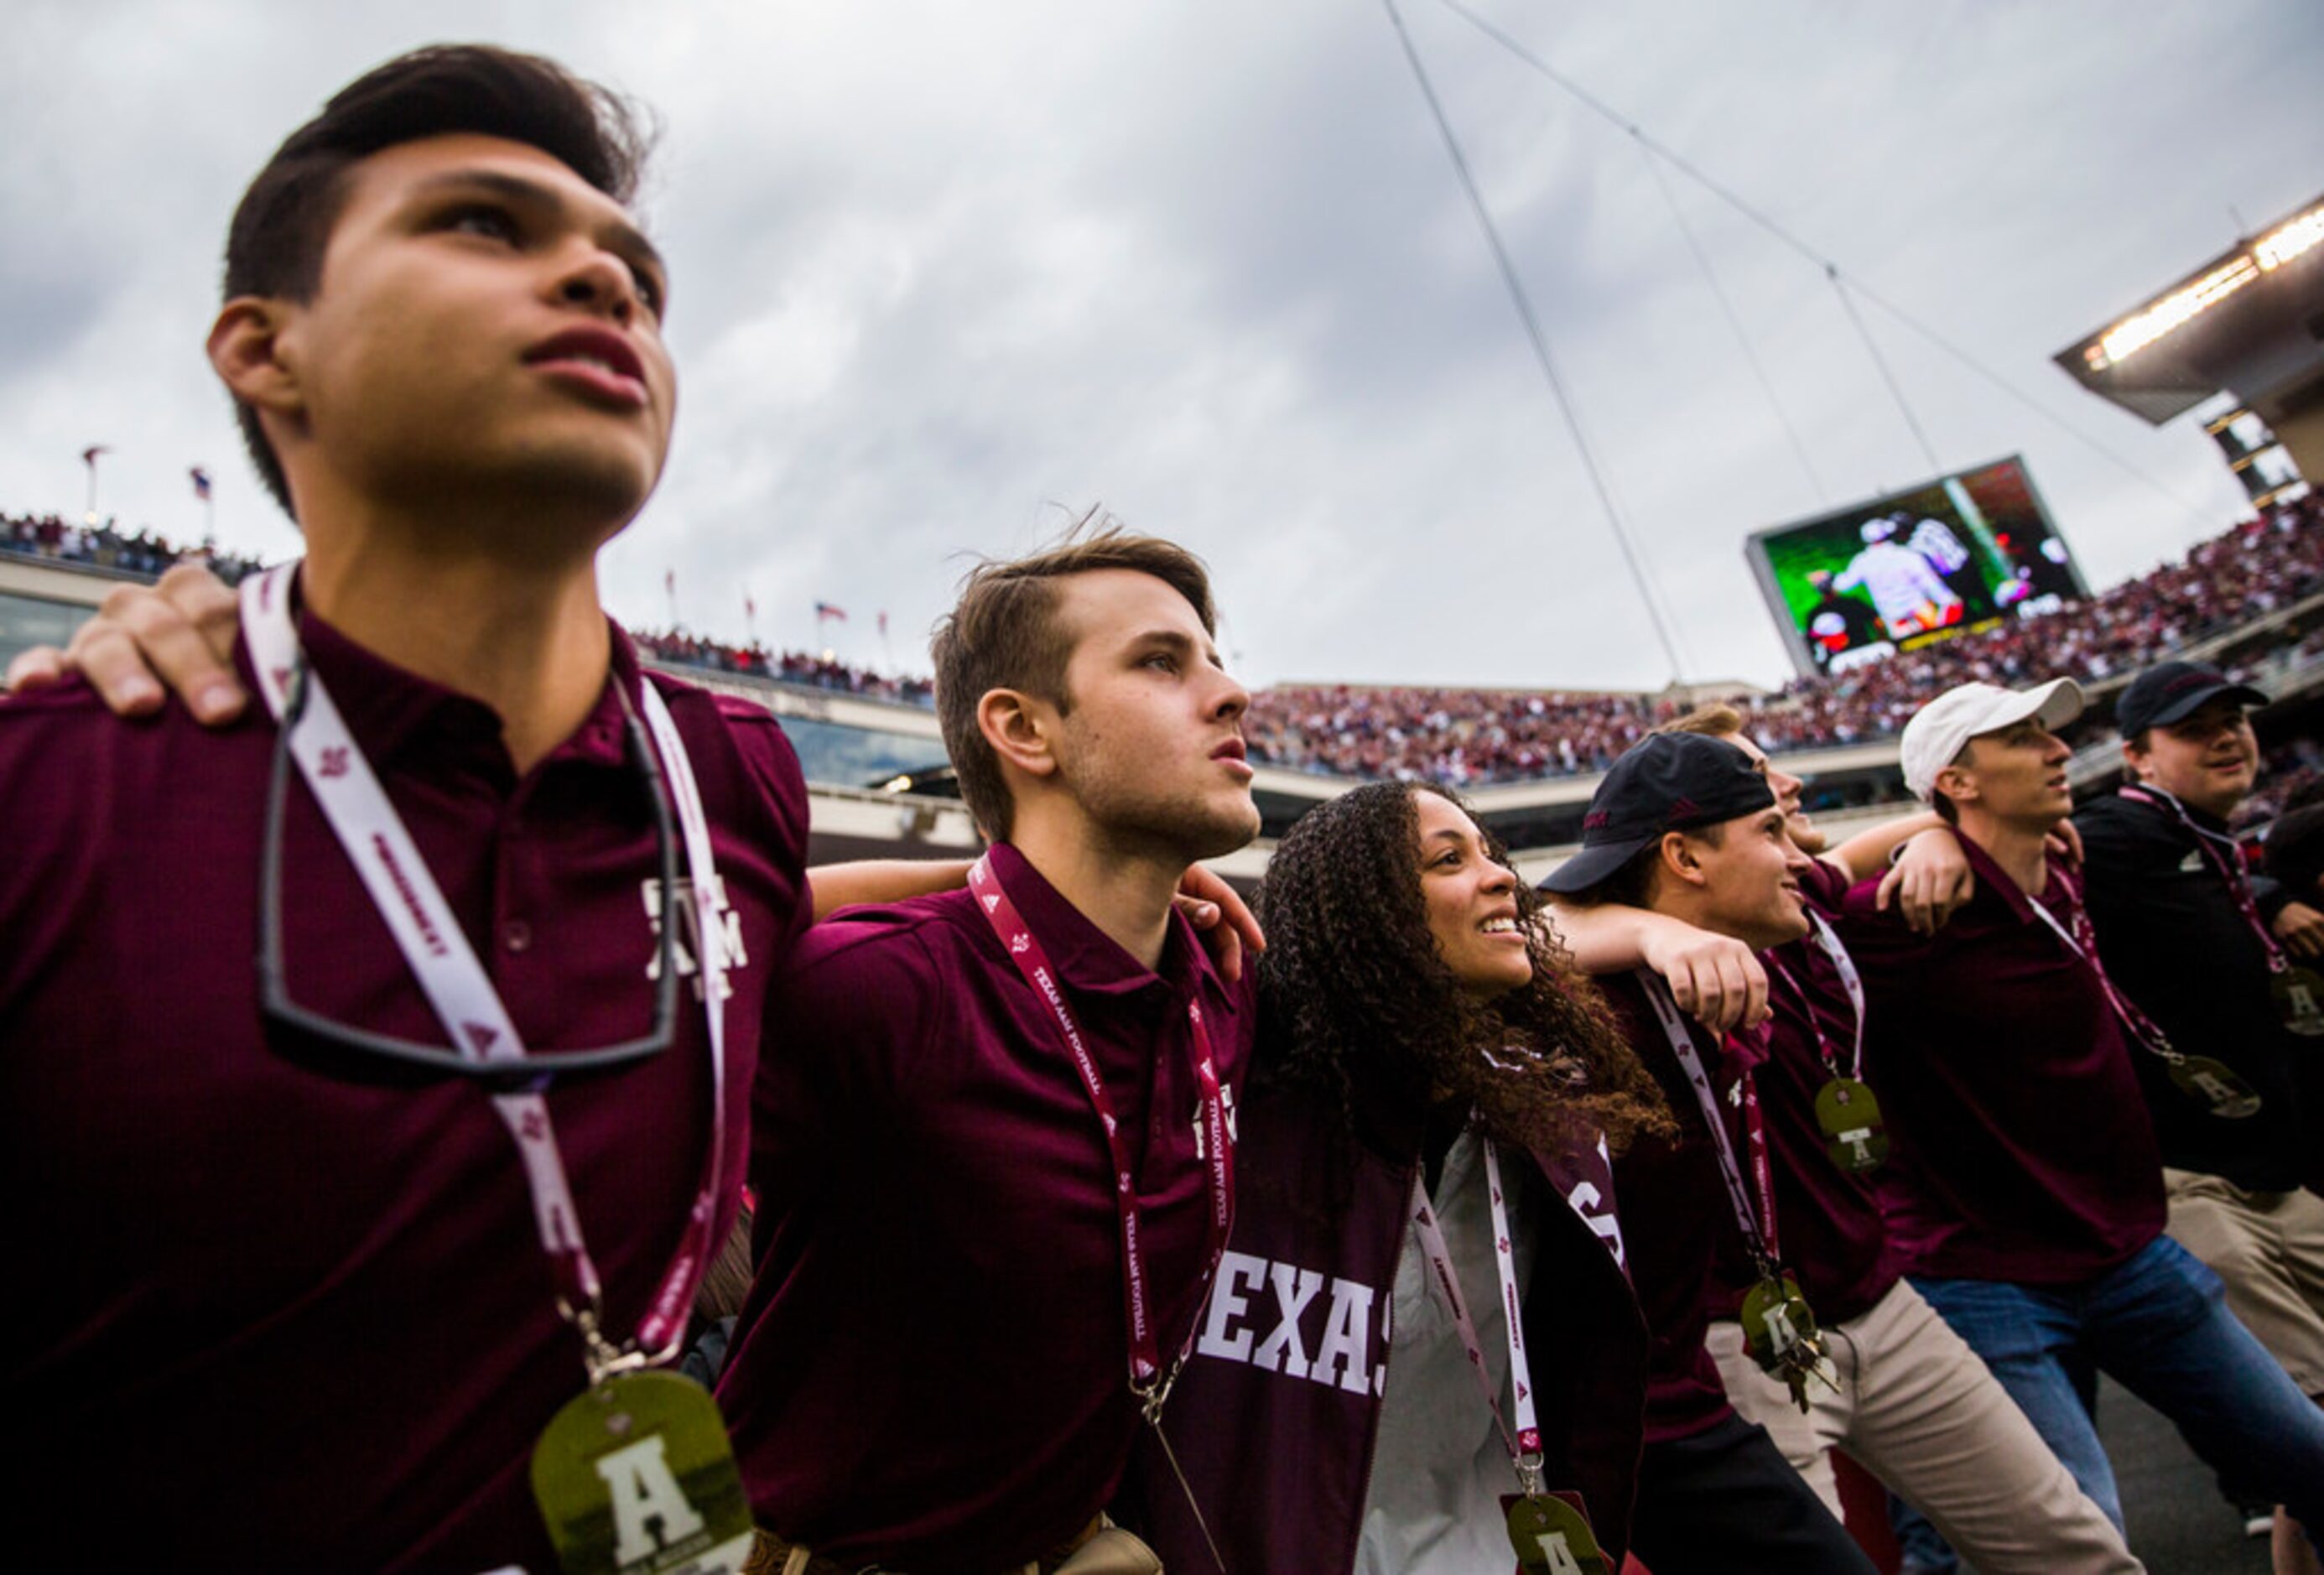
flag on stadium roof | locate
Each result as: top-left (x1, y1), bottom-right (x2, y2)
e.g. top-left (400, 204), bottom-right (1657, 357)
top-left (815, 600), bottom-right (848, 622)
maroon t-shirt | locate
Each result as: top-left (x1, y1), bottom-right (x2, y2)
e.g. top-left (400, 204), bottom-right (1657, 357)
top-left (720, 843), bottom-right (1257, 1569)
top-left (1710, 859), bottom-right (1899, 1323)
top-left (1597, 970), bottom-right (1737, 1445)
top-left (0, 614), bottom-right (812, 1571)
top-left (1836, 841), bottom-right (2165, 1284)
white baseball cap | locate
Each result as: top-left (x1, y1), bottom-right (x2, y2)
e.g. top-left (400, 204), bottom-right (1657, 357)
top-left (1898, 678), bottom-right (2085, 803)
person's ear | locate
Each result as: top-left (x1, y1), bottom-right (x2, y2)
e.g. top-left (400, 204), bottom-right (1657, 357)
top-left (1933, 762), bottom-right (1979, 810)
top-left (977, 688), bottom-right (1059, 784)
top-left (1660, 829), bottom-right (1708, 890)
top-left (208, 297), bottom-right (309, 427)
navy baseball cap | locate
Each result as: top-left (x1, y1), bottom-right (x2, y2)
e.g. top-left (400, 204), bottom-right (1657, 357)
top-left (1540, 733), bottom-right (1776, 896)
top-left (2115, 661), bottom-right (2266, 736)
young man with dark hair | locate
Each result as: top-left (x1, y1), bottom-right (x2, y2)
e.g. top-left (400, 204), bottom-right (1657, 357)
top-left (716, 528), bottom-right (1260, 1572)
top-left (1, 45), bottom-right (809, 1571)
top-left (1837, 678), bottom-right (2324, 1552)
top-left (2076, 660), bottom-right (2324, 1567)
top-left (1552, 718), bottom-right (2138, 1572)
top-left (1545, 733), bottom-right (1879, 1575)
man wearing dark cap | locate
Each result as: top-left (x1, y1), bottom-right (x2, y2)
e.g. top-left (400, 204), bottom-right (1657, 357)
top-left (1835, 678), bottom-right (2324, 1554)
top-left (1552, 719), bottom-right (2138, 1572)
top-left (1548, 733), bottom-right (1880, 1574)
top-left (2075, 660), bottom-right (2324, 1562)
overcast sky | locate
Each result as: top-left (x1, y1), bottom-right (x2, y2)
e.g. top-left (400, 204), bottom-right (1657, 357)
top-left (5, 1), bottom-right (2319, 692)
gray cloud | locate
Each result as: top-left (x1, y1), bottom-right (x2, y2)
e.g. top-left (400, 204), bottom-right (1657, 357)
top-left (7, 0), bottom-right (2320, 694)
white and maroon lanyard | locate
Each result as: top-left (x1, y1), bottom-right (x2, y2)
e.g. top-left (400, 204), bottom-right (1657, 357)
top-left (1765, 912), bottom-right (1866, 1081)
top-left (1639, 971), bottom-right (1781, 1275)
top-left (967, 854), bottom-right (1235, 1398)
top-left (2020, 863), bottom-right (2182, 1064)
top-left (1409, 1135), bottom-right (1543, 1490)
top-left (2122, 785), bottom-right (2289, 974)
top-left (242, 563), bottom-right (730, 1377)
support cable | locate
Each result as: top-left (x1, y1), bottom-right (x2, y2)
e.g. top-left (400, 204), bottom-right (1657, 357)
top-left (1381, 0), bottom-right (1687, 682)
top-left (1635, 143), bottom-right (1830, 502)
top-left (1436, 0), bottom-right (2217, 525)
top-left (1827, 266), bottom-right (1944, 476)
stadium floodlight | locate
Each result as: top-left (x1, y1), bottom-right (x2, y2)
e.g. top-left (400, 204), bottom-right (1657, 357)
top-left (2255, 205), bottom-right (2324, 272)
top-left (2078, 198), bottom-right (2324, 373)
top-left (2089, 256), bottom-right (2260, 371)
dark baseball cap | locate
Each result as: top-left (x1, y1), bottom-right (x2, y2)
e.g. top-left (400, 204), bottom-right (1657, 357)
top-left (2115, 661), bottom-right (2267, 736)
top-left (1540, 733), bottom-right (1776, 895)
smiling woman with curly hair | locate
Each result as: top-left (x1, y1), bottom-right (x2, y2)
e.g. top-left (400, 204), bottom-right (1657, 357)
top-left (1123, 782), bottom-right (1666, 1575)
top-left (1256, 781), bottom-right (1670, 1159)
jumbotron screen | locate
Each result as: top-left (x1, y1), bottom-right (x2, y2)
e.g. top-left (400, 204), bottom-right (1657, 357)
top-left (1744, 455), bottom-right (2091, 678)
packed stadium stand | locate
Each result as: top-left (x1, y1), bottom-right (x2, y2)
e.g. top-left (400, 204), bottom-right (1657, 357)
top-left (1246, 492), bottom-right (2324, 784)
top-left (8, 493), bottom-right (2324, 884)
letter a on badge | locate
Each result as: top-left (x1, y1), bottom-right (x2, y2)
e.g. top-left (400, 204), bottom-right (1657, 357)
top-left (1530, 1530), bottom-right (1585, 1575)
top-left (595, 1435), bottom-right (707, 1564)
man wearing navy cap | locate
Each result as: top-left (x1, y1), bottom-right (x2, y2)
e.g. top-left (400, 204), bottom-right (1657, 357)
top-left (1552, 712), bottom-right (2137, 1572)
top-left (1836, 677), bottom-right (2324, 1552)
top-left (1549, 733), bottom-right (1880, 1574)
top-left (2075, 660), bottom-right (2324, 1562)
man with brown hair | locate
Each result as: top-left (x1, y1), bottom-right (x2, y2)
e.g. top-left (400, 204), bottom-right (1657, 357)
top-left (1, 45), bottom-right (805, 1572)
top-left (716, 523), bottom-right (1261, 1572)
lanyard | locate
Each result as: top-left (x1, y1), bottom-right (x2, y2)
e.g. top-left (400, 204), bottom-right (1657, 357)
top-left (1409, 1135), bottom-right (1544, 1494)
top-left (1764, 912), bottom-right (1865, 1081)
top-left (1638, 971), bottom-right (1781, 1275)
top-left (2121, 785), bottom-right (2288, 974)
top-left (2018, 859), bottom-right (2184, 1066)
top-left (966, 854), bottom-right (1235, 1408)
top-left (242, 563), bottom-right (730, 1381)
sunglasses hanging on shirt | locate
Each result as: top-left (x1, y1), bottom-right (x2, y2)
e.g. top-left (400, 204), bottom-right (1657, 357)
top-left (242, 564), bottom-right (754, 1575)
top-left (257, 660), bottom-right (684, 1086)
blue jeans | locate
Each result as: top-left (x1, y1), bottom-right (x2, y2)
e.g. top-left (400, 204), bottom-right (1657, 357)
top-left (1913, 1235), bottom-right (2324, 1541)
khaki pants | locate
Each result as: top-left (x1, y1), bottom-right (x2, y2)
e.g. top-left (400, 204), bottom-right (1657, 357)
top-left (2165, 1167), bottom-right (2324, 1397)
top-left (1708, 1278), bottom-right (2139, 1574)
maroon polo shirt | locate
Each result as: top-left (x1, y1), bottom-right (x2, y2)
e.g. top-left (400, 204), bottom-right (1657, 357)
top-left (1709, 859), bottom-right (1899, 1323)
top-left (720, 843), bottom-right (1256, 1569)
top-left (1596, 969), bottom-right (1737, 1445)
top-left (0, 611), bottom-right (812, 1572)
top-left (1836, 840), bottom-right (2164, 1285)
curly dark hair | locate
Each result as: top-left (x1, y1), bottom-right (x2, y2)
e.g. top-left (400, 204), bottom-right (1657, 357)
top-left (1256, 782), bottom-right (1672, 1157)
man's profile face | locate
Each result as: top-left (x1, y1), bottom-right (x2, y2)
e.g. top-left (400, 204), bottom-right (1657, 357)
top-left (1679, 805), bottom-right (1812, 951)
top-left (1043, 568), bottom-right (1260, 862)
top-left (2126, 698), bottom-right (2258, 819)
top-left (260, 133), bottom-right (677, 539)
top-left (1949, 719), bottom-right (2072, 826)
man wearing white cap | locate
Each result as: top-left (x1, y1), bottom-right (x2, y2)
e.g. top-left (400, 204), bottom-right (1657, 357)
top-left (1833, 678), bottom-right (2324, 1553)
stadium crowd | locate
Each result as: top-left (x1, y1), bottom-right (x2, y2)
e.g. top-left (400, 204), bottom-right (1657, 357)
top-left (24, 492), bottom-right (2319, 768)
top-left (2, 510), bottom-right (263, 584)
top-left (629, 626), bottom-right (934, 707)
top-left (1247, 492), bottom-right (2324, 785)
